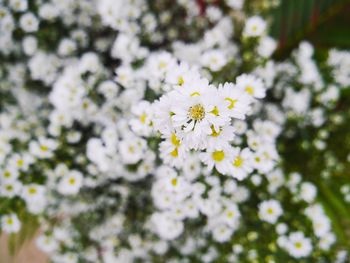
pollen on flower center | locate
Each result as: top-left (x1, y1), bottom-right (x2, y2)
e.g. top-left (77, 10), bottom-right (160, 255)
top-left (29, 187), bottom-right (37, 194)
top-left (171, 133), bottom-right (181, 146)
top-left (188, 104), bottom-right (205, 121)
top-left (170, 148), bottom-right (178, 157)
top-left (294, 242), bottom-right (302, 249)
top-left (69, 178), bottom-right (76, 185)
top-left (225, 98), bottom-right (237, 109)
top-left (40, 145), bottom-right (48, 152)
top-left (171, 178), bottom-right (178, 186)
top-left (139, 113), bottom-right (147, 124)
top-left (210, 125), bottom-right (221, 137)
top-left (245, 86), bottom-right (254, 95)
top-left (233, 156), bottom-right (243, 167)
top-left (212, 150), bottom-right (225, 162)
top-left (210, 106), bottom-right (219, 116)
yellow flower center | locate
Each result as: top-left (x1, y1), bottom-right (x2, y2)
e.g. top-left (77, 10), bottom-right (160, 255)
top-left (171, 133), bottom-right (181, 147)
top-left (40, 145), bottom-right (48, 152)
top-left (210, 106), bottom-right (219, 116)
top-left (158, 61), bottom-right (167, 69)
top-left (267, 208), bottom-right (274, 214)
top-left (139, 113), bottom-right (147, 124)
top-left (170, 148), bottom-right (178, 157)
top-left (69, 178), bottom-right (76, 185)
top-left (233, 156), bottom-right (243, 167)
top-left (245, 86), bottom-right (254, 95)
top-left (29, 187), bottom-right (37, 194)
top-left (17, 159), bottom-right (24, 167)
top-left (128, 146), bottom-right (135, 153)
top-left (225, 98), bottom-right (237, 109)
top-left (188, 104), bottom-right (205, 121)
top-left (7, 218), bottom-right (13, 225)
top-left (210, 125), bottom-right (221, 137)
top-left (294, 242), bottom-right (302, 249)
top-left (178, 76), bottom-right (184, 85)
top-left (227, 211), bottom-right (234, 218)
top-left (171, 178), bottom-right (178, 186)
top-left (212, 150), bottom-right (225, 162)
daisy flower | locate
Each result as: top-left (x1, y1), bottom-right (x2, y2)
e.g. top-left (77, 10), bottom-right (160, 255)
top-left (236, 74), bottom-right (266, 99)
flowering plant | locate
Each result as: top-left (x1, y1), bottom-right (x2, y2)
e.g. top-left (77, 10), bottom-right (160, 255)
top-left (1, 0), bottom-right (350, 262)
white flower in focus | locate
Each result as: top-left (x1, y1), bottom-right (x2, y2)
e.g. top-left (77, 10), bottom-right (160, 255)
top-left (218, 82), bottom-right (252, 120)
top-left (200, 146), bottom-right (233, 175)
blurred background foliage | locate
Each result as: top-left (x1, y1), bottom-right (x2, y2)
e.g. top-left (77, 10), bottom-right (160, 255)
top-left (269, 0), bottom-right (350, 251)
top-left (270, 0), bottom-right (350, 59)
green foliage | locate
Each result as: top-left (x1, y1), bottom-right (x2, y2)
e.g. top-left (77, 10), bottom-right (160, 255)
top-left (270, 0), bottom-right (350, 59)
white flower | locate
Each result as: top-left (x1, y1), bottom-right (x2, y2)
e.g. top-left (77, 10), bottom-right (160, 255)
top-left (200, 49), bottom-right (227, 72)
top-left (220, 204), bottom-right (241, 228)
top-left (58, 38), bottom-right (77, 57)
top-left (171, 81), bottom-right (230, 149)
top-left (9, 0), bottom-right (28, 12)
top-left (19, 13), bottom-right (39, 32)
top-left (285, 231), bottom-right (313, 258)
top-left (165, 62), bottom-right (200, 87)
top-left (0, 167), bottom-right (19, 182)
top-left (236, 74), bottom-right (265, 99)
top-left (119, 137), bottom-right (147, 165)
top-left (243, 16), bottom-right (266, 37)
top-left (36, 235), bottom-right (59, 254)
top-left (225, 0), bottom-right (244, 9)
top-left (38, 3), bottom-right (59, 20)
top-left (212, 224), bottom-right (233, 243)
top-left (0, 180), bottom-right (22, 198)
top-left (258, 199), bottom-right (283, 224)
top-left (22, 36), bottom-right (37, 56)
top-left (228, 147), bottom-right (253, 180)
top-left (257, 36), bottom-right (277, 58)
top-left (151, 213), bottom-right (184, 240)
top-left (200, 146), bottom-right (233, 175)
top-left (22, 183), bottom-right (46, 203)
top-left (1, 214), bottom-right (21, 233)
top-left (299, 182), bottom-right (317, 203)
top-left (218, 82), bottom-right (252, 119)
top-left (159, 133), bottom-right (186, 168)
top-left (58, 171), bottom-right (84, 196)
top-left (29, 137), bottom-right (58, 159)
top-left (130, 100), bottom-right (153, 136)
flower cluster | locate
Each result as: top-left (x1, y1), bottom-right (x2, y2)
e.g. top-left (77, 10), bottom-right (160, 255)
top-left (1, 0), bottom-right (350, 262)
